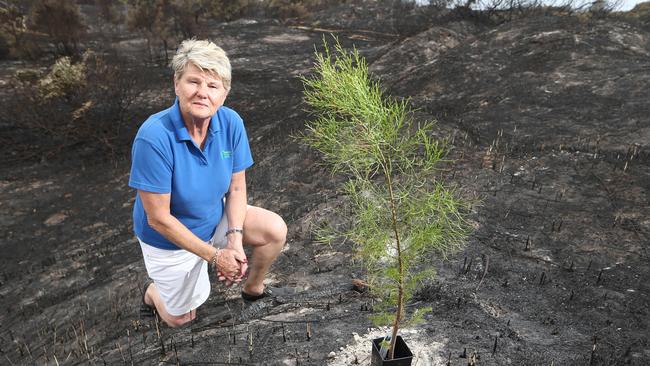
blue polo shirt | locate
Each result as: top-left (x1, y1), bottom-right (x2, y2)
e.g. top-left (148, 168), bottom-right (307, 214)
top-left (129, 98), bottom-right (254, 250)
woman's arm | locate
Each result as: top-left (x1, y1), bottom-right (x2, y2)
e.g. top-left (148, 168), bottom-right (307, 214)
top-left (138, 190), bottom-right (244, 280)
top-left (224, 170), bottom-right (248, 276)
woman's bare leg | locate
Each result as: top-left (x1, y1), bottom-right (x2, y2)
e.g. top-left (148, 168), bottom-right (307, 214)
top-left (241, 206), bottom-right (287, 295)
top-left (144, 284), bottom-right (196, 328)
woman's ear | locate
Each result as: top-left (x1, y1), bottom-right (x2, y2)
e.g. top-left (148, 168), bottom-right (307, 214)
top-left (173, 76), bottom-right (179, 96)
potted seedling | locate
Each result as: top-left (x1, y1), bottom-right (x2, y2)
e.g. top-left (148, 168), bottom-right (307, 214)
top-left (300, 39), bottom-right (471, 364)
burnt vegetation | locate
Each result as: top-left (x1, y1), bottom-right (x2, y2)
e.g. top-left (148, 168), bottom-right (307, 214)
top-left (0, 0), bottom-right (648, 365)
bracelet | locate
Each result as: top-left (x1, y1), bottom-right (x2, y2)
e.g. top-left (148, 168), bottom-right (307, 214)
top-left (210, 248), bottom-right (221, 270)
top-left (225, 228), bottom-right (244, 237)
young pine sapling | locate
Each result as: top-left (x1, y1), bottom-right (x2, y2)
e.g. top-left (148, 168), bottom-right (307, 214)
top-left (300, 39), bottom-right (471, 360)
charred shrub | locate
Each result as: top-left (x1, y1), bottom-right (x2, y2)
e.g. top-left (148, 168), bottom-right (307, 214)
top-left (203, 0), bottom-right (254, 21)
top-left (265, 0), bottom-right (348, 21)
top-left (267, 0), bottom-right (310, 20)
top-left (441, 0), bottom-right (622, 25)
top-left (4, 51), bottom-right (144, 158)
top-left (125, 0), bottom-right (263, 64)
top-left (0, 35), bottom-right (9, 59)
top-left (95, 0), bottom-right (123, 26)
top-left (29, 0), bottom-right (86, 56)
top-left (620, 1), bottom-right (650, 31)
top-left (73, 51), bottom-right (142, 150)
top-left (0, 3), bottom-right (37, 59)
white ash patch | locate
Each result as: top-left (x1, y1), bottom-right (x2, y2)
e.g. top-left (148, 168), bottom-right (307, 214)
top-left (328, 326), bottom-right (447, 366)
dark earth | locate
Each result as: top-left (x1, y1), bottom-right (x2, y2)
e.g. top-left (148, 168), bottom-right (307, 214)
top-left (1, 2), bottom-right (649, 365)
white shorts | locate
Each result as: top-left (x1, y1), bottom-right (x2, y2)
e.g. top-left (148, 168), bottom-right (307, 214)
top-left (138, 214), bottom-right (231, 316)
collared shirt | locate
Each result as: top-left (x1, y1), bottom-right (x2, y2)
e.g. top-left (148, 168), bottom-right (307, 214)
top-left (129, 98), bottom-right (254, 250)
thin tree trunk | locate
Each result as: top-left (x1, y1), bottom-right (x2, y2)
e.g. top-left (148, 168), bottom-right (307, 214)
top-left (385, 166), bottom-right (404, 360)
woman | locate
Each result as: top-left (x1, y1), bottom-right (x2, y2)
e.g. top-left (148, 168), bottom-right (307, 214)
top-left (129, 39), bottom-right (287, 327)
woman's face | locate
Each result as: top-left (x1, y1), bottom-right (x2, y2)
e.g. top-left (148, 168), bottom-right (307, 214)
top-left (174, 63), bottom-right (228, 123)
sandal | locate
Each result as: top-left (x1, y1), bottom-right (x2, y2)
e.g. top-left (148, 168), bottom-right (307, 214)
top-left (139, 281), bottom-right (156, 319)
top-left (241, 286), bottom-right (295, 302)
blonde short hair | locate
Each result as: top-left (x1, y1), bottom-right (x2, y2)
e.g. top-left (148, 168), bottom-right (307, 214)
top-left (171, 39), bottom-right (232, 90)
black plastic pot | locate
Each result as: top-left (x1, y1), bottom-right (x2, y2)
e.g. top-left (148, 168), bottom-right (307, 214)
top-left (370, 335), bottom-right (413, 366)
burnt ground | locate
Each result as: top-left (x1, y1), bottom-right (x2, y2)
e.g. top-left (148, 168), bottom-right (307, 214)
top-left (1, 4), bottom-right (649, 366)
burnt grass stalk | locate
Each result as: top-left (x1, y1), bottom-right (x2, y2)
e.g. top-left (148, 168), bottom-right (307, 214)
top-left (299, 37), bottom-right (472, 360)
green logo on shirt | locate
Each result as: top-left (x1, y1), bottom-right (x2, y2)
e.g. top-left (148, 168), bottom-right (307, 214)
top-left (221, 150), bottom-right (233, 159)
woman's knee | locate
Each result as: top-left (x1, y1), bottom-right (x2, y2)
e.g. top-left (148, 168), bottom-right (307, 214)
top-left (270, 214), bottom-right (287, 244)
top-left (246, 207), bottom-right (287, 245)
top-left (166, 312), bottom-right (194, 328)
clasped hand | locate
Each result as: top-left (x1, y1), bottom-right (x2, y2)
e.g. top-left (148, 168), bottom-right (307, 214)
top-left (215, 245), bottom-right (248, 286)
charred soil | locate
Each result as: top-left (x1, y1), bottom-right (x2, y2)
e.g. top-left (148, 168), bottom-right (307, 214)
top-left (0, 3), bottom-right (648, 365)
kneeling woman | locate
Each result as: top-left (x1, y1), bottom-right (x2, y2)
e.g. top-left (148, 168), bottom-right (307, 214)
top-left (129, 39), bottom-right (287, 327)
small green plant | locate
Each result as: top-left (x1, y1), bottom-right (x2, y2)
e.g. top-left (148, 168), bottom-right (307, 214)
top-left (300, 38), bottom-right (471, 359)
top-left (38, 56), bottom-right (86, 100)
